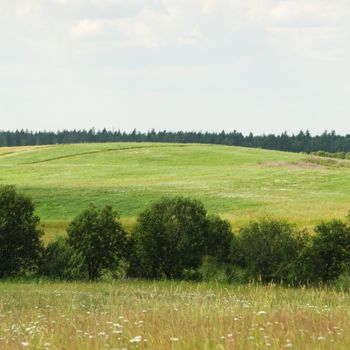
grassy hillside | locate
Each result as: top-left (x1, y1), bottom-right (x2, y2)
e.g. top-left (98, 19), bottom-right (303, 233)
top-left (1, 142), bottom-right (350, 239)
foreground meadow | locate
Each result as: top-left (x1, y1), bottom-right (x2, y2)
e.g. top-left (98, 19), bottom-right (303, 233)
top-left (0, 281), bottom-right (349, 349)
top-left (1, 143), bottom-right (350, 240)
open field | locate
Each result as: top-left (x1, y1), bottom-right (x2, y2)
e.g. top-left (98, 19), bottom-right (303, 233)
top-left (0, 281), bottom-right (349, 349)
top-left (1, 142), bottom-right (350, 240)
top-left (1, 145), bottom-right (350, 349)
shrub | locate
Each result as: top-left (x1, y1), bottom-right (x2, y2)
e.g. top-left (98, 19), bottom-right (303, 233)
top-left (39, 236), bottom-right (86, 280)
top-left (206, 215), bottom-right (233, 263)
top-left (67, 205), bottom-right (127, 280)
top-left (236, 218), bottom-right (307, 283)
top-left (303, 220), bottom-right (350, 283)
top-left (198, 256), bottom-right (234, 283)
top-left (184, 257), bottom-right (249, 284)
top-left (0, 185), bottom-right (43, 277)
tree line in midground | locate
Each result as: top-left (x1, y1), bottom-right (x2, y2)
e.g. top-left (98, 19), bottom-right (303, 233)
top-left (1, 185), bottom-right (350, 285)
top-left (1, 129), bottom-right (350, 153)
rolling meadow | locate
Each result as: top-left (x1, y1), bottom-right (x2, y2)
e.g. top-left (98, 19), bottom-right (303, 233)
top-left (0, 142), bottom-right (350, 241)
top-left (2, 142), bottom-right (350, 349)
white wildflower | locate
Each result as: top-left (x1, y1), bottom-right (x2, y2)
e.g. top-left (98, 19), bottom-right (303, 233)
top-left (130, 336), bottom-right (142, 343)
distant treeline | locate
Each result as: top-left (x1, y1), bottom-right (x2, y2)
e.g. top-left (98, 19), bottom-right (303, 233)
top-left (1, 129), bottom-right (350, 153)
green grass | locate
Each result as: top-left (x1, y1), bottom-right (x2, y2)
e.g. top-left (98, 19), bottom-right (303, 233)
top-left (2, 145), bottom-right (350, 349)
top-left (0, 280), bottom-right (349, 349)
top-left (1, 142), bottom-right (350, 240)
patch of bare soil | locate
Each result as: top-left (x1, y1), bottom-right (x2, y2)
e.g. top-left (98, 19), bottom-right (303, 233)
top-left (261, 159), bottom-right (324, 169)
top-left (262, 156), bottom-right (350, 169)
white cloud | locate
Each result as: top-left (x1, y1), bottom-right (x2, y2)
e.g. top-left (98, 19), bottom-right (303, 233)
top-left (113, 7), bottom-right (191, 48)
top-left (71, 19), bottom-right (107, 39)
top-left (269, 1), bottom-right (341, 25)
top-left (177, 24), bottom-right (201, 45)
top-left (264, 0), bottom-right (350, 61)
top-left (15, 0), bottom-right (34, 17)
top-left (2, 0), bottom-right (349, 56)
top-left (1, 0), bottom-right (350, 132)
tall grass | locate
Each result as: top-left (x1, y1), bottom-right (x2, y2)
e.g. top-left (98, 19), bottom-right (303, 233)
top-left (0, 281), bottom-right (349, 349)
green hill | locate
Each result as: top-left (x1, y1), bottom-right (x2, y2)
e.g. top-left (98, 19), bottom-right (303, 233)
top-left (1, 143), bottom-right (349, 240)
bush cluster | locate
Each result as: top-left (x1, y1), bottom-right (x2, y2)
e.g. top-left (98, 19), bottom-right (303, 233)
top-left (2, 185), bottom-right (350, 285)
top-left (311, 150), bottom-right (350, 160)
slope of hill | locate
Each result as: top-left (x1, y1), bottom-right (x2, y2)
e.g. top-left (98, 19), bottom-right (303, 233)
top-left (1, 143), bottom-right (349, 239)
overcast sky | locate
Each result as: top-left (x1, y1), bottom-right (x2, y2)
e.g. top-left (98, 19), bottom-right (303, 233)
top-left (1, 0), bottom-right (350, 134)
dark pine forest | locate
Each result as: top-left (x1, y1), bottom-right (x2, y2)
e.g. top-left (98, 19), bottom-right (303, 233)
top-left (1, 129), bottom-right (350, 153)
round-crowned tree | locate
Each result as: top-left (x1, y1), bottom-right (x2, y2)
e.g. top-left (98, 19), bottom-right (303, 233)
top-left (304, 219), bottom-right (350, 283)
top-left (67, 205), bottom-right (127, 280)
top-left (0, 185), bottom-right (43, 277)
top-left (132, 196), bottom-right (212, 279)
top-left (237, 218), bottom-right (307, 283)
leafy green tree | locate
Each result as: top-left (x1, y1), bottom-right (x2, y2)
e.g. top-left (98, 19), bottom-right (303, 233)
top-left (303, 220), bottom-right (350, 283)
top-left (131, 197), bottom-right (234, 279)
top-left (67, 205), bottom-right (127, 280)
top-left (0, 185), bottom-right (43, 277)
top-left (132, 197), bottom-right (210, 279)
top-left (206, 215), bottom-right (233, 263)
top-left (237, 218), bottom-right (307, 283)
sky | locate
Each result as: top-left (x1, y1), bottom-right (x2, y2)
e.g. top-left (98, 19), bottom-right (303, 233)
top-left (1, 0), bottom-right (350, 135)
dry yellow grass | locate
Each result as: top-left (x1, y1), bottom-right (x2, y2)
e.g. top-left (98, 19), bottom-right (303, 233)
top-left (0, 281), bottom-right (349, 349)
